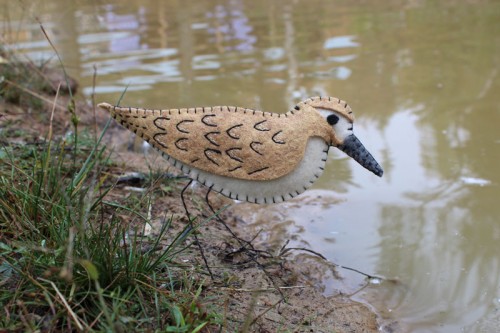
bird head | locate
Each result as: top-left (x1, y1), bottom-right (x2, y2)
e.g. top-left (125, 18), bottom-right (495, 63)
top-left (299, 97), bottom-right (383, 177)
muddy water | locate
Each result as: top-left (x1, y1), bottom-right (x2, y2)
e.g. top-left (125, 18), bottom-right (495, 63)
top-left (2, 0), bottom-right (499, 331)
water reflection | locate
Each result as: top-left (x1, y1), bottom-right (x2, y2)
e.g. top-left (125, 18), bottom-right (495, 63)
top-left (206, 1), bottom-right (256, 52)
top-left (2, 0), bottom-right (499, 331)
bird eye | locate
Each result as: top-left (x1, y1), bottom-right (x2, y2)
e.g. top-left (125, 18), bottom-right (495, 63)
top-left (327, 114), bottom-right (339, 125)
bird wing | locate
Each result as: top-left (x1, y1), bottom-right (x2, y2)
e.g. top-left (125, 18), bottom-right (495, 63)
top-left (100, 103), bottom-right (310, 181)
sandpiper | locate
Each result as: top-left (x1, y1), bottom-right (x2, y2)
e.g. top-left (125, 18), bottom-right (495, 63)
top-left (98, 96), bottom-right (383, 203)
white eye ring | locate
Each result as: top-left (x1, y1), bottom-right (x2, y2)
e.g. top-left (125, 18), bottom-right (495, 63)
top-left (317, 108), bottom-right (354, 142)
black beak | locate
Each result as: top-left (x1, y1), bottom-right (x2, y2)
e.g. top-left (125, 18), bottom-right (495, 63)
top-left (337, 134), bottom-right (383, 177)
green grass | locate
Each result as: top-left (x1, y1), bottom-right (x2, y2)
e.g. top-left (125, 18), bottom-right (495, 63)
top-left (0, 31), bottom-right (223, 332)
top-left (0, 124), bottom-right (215, 332)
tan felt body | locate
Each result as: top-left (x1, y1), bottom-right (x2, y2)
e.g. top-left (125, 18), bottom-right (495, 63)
top-left (99, 97), bottom-right (350, 181)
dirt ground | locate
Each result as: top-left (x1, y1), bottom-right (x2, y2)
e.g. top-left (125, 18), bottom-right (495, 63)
top-left (0, 69), bottom-right (382, 332)
top-left (127, 181), bottom-right (381, 332)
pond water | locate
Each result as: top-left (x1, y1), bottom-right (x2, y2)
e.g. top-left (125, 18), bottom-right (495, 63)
top-left (2, 0), bottom-right (499, 331)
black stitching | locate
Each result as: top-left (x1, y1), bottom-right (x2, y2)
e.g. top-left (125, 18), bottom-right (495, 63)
top-left (254, 120), bottom-right (270, 131)
top-left (204, 131), bottom-right (221, 146)
top-left (272, 130), bottom-right (286, 144)
top-left (226, 124), bottom-right (243, 139)
top-left (175, 138), bottom-right (188, 151)
top-left (228, 166), bottom-right (242, 172)
top-left (176, 119), bottom-right (194, 133)
top-left (202, 114), bottom-right (217, 127)
top-left (153, 133), bottom-right (168, 148)
top-left (294, 105), bottom-right (300, 110)
top-left (250, 141), bottom-right (263, 155)
top-left (204, 149), bottom-right (221, 166)
top-left (226, 148), bottom-right (243, 162)
top-left (248, 166), bottom-right (269, 175)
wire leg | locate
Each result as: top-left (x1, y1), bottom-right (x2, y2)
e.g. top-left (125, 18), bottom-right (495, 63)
top-left (181, 179), bottom-right (214, 279)
top-left (205, 187), bottom-right (259, 252)
top-left (205, 188), bottom-right (285, 297)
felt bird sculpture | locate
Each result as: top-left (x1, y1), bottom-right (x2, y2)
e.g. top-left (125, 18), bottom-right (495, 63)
top-left (98, 96), bottom-right (383, 204)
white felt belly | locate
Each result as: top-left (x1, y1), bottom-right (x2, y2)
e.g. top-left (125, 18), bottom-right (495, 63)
top-left (157, 137), bottom-right (329, 204)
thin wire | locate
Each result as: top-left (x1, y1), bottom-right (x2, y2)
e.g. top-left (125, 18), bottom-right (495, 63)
top-left (205, 187), bottom-right (256, 251)
top-left (181, 179), bottom-right (214, 279)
